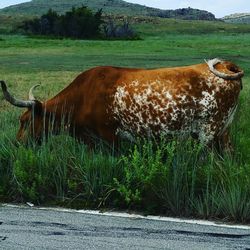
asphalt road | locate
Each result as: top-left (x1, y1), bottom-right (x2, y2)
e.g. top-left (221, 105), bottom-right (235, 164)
top-left (0, 204), bottom-right (250, 250)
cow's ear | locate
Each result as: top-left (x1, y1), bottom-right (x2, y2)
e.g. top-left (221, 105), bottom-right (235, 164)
top-left (30, 100), bottom-right (43, 116)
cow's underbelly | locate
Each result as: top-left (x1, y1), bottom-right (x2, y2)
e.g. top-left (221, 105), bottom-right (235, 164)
top-left (114, 105), bottom-right (201, 142)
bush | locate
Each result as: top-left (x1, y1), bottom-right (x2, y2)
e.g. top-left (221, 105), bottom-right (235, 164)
top-left (113, 139), bottom-right (250, 222)
top-left (20, 7), bottom-right (103, 39)
top-left (103, 18), bottom-right (139, 40)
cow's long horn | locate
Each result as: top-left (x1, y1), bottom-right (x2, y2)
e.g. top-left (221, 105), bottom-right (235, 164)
top-left (1, 81), bottom-right (35, 108)
top-left (205, 58), bottom-right (244, 80)
top-left (29, 84), bottom-right (40, 101)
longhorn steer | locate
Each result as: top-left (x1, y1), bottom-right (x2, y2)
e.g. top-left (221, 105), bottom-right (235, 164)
top-left (1, 58), bottom-right (244, 149)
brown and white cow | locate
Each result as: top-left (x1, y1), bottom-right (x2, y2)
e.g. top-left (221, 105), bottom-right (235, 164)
top-left (1, 58), bottom-right (244, 149)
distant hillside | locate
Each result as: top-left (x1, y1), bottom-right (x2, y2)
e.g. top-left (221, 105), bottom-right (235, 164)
top-left (0, 0), bottom-right (216, 20)
top-left (223, 13), bottom-right (250, 24)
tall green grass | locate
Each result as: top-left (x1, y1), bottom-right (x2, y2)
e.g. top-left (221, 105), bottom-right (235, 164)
top-left (0, 108), bottom-right (249, 223)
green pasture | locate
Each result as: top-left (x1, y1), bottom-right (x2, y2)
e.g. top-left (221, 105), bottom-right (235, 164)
top-left (0, 22), bottom-right (250, 222)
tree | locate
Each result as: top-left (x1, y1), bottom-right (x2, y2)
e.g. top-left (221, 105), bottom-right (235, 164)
top-left (21, 6), bottom-right (103, 39)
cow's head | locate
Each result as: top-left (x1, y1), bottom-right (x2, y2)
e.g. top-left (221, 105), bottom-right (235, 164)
top-left (1, 81), bottom-right (45, 143)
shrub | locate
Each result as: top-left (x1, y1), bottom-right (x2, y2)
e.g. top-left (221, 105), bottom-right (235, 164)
top-left (103, 18), bottom-right (139, 40)
top-left (20, 7), bottom-right (103, 39)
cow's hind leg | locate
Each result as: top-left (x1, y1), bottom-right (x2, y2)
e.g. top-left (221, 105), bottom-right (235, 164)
top-left (199, 123), bottom-right (234, 154)
top-left (198, 123), bottom-right (215, 147)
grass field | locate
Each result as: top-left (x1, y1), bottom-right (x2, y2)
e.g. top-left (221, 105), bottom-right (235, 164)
top-left (0, 20), bottom-right (250, 222)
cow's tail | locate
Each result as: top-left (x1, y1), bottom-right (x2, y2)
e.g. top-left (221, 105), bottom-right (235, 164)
top-left (204, 58), bottom-right (244, 80)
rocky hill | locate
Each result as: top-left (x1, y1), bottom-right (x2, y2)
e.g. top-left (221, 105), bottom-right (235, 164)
top-left (222, 13), bottom-right (250, 24)
top-left (0, 0), bottom-right (216, 20)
